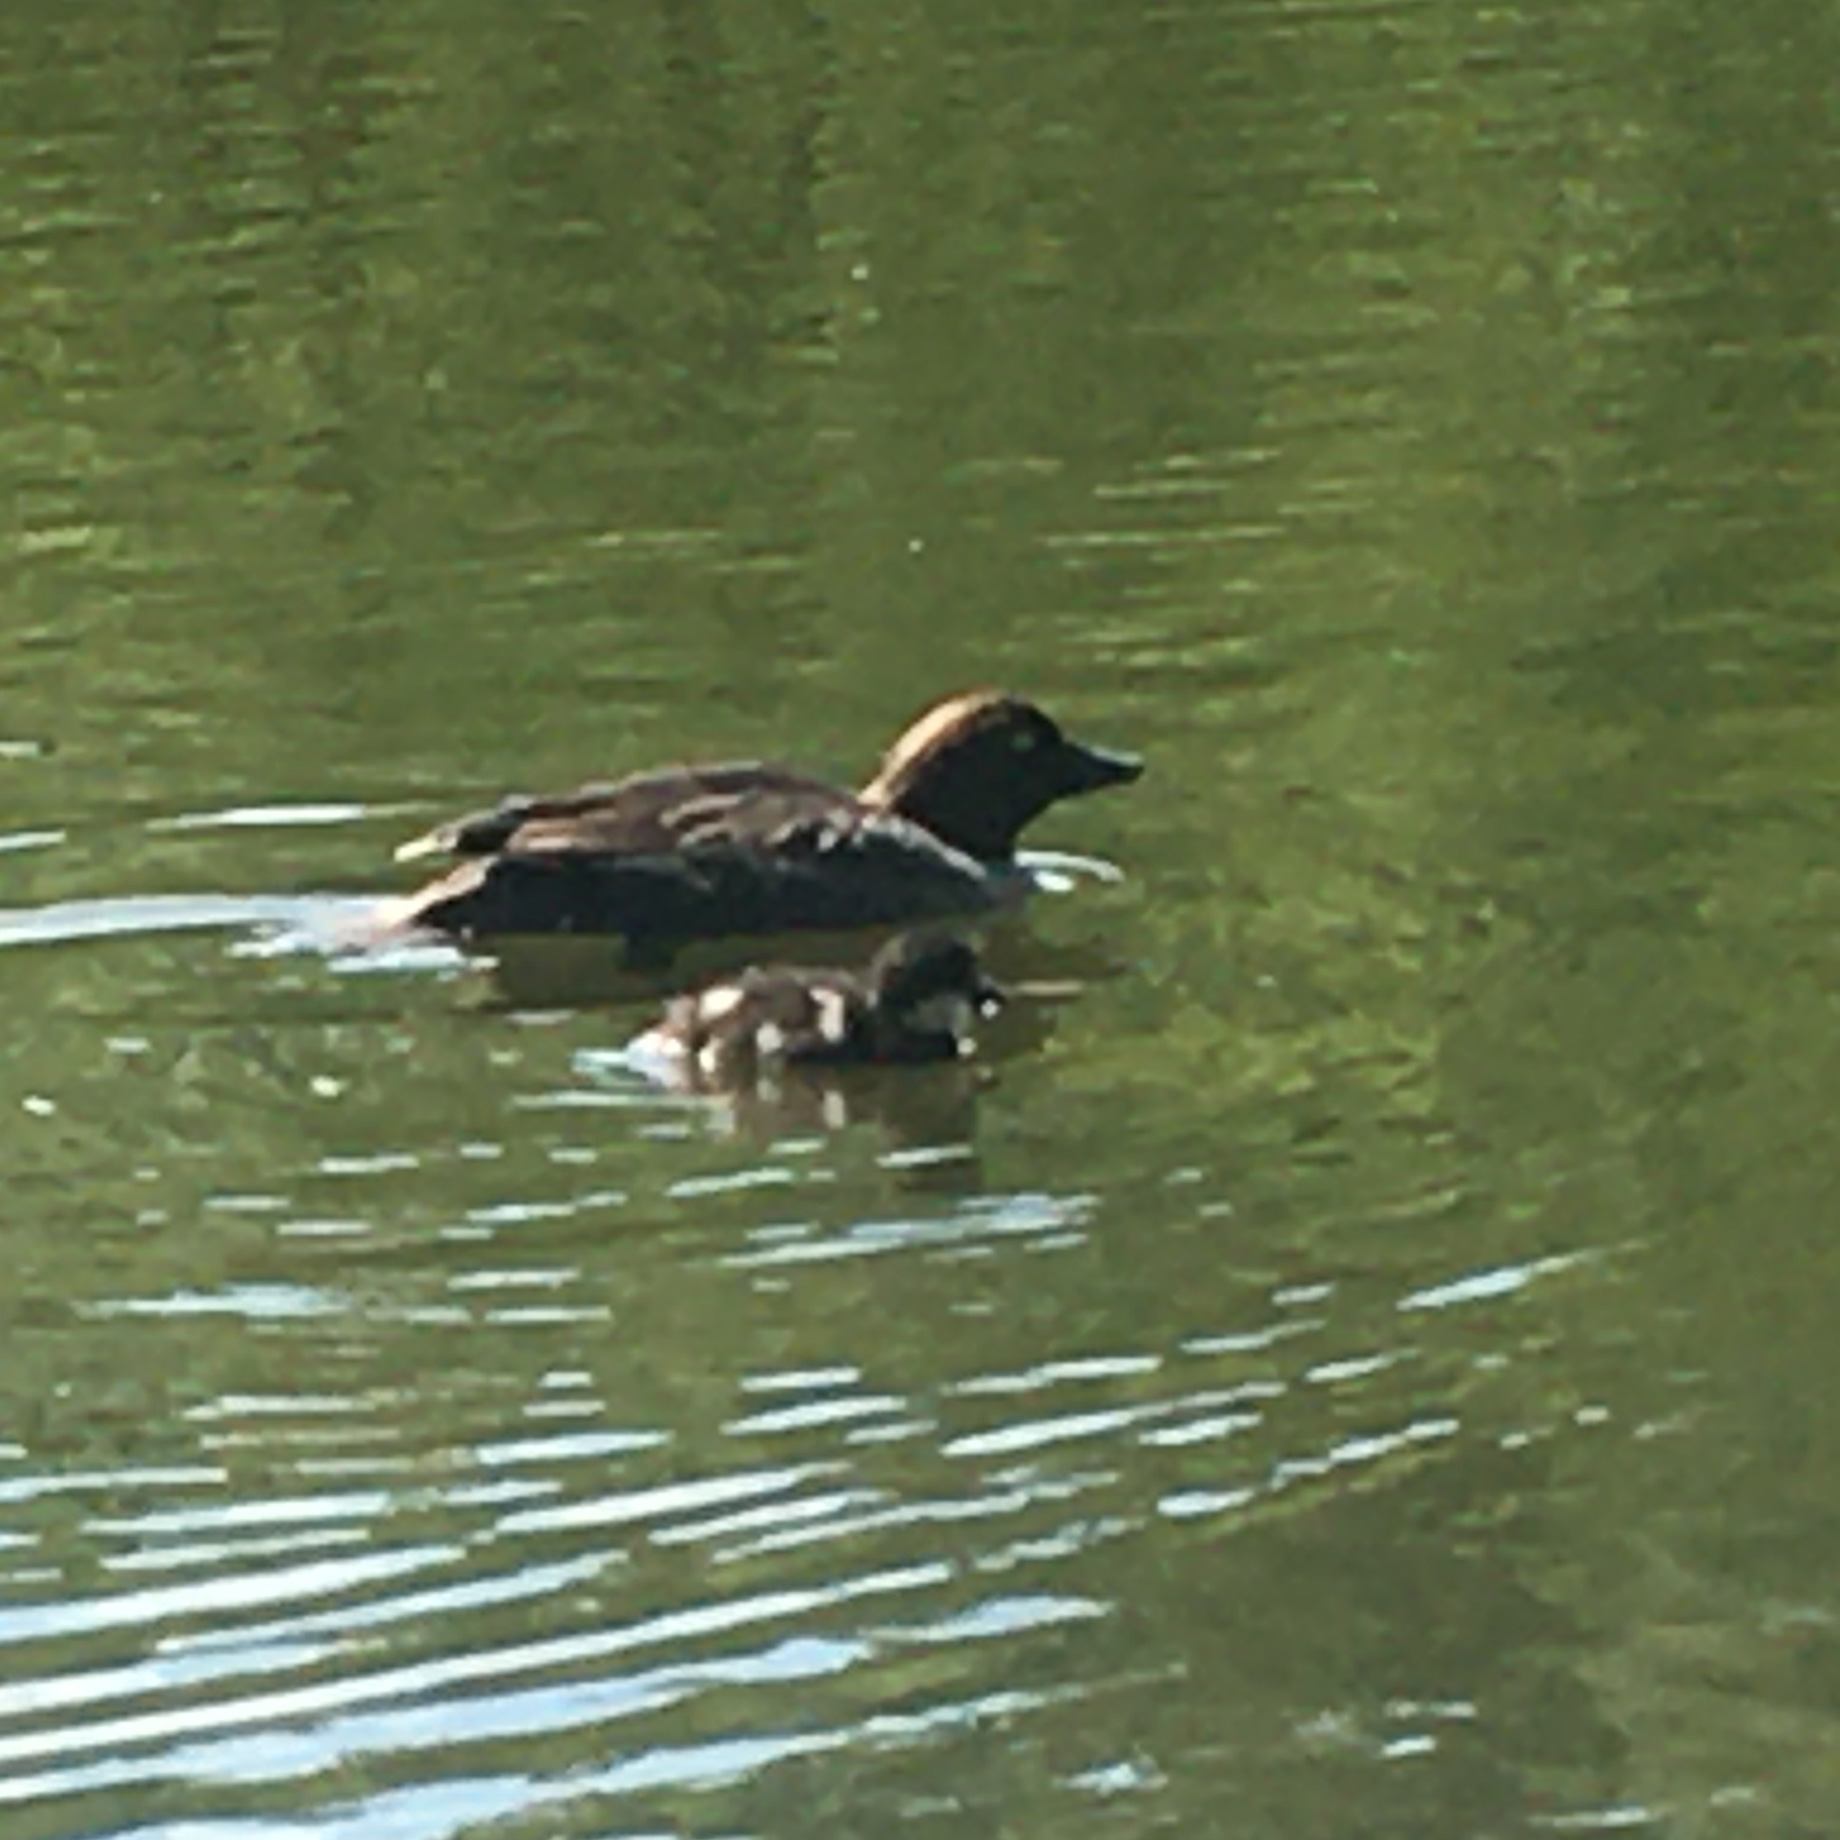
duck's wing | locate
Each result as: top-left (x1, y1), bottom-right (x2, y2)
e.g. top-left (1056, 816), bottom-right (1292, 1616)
top-left (383, 808), bottom-right (1004, 948)
top-left (504, 773), bottom-right (871, 858)
top-left (392, 762), bottom-right (840, 864)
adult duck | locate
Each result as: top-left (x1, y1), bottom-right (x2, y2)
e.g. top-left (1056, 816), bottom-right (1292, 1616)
top-left (381, 690), bottom-right (1141, 954)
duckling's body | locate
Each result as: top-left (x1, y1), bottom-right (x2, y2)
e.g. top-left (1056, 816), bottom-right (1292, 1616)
top-left (382, 692), bottom-right (1141, 954)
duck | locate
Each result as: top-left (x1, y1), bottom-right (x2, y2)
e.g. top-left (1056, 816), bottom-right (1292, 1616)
top-left (381, 690), bottom-right (1142, 953)
top-left (627, 931), bottom-right (1004, 1089)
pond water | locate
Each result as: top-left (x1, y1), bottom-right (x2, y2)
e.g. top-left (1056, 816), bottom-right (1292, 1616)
top-left (7, 2), bottom-right (1840, 1836)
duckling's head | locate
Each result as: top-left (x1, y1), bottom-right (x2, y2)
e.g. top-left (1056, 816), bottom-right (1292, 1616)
top-left (869, 931), bottom-right (1005, 1054)
top-left (861, 691), bottom-right (1143, 861)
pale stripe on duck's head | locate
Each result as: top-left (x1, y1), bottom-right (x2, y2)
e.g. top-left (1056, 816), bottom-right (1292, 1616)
top-left (860, 690), bottom-right (1143, 862)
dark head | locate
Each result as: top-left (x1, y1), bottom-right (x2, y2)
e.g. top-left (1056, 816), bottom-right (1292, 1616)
top-left (868, 931), bottom-right (1005, 1055)
top-left (860, 691), bottom-right (1144, 861)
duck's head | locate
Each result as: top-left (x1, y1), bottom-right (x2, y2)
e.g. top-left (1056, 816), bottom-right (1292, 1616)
top-left (860, 691), bottom-right (1143, 861)
top-left (869, 931), bottom-right (1005, 1051)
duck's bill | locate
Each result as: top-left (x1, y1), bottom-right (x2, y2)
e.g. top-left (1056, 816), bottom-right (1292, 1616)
top-left (1061, 741), bottom-right (1144, 795)
top-left (974, 978), bottom-right (1007, 1018)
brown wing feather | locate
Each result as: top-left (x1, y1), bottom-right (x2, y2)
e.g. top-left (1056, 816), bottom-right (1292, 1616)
top-left (393, 761), bottom-right (844, 863)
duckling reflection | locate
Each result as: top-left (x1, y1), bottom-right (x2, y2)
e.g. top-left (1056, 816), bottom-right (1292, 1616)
top-left (679, 1061), bottom-right (995, 1182)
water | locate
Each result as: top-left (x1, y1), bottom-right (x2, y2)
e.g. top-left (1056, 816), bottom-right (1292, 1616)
top-left (5, 1), bottom-right (1840, 1835)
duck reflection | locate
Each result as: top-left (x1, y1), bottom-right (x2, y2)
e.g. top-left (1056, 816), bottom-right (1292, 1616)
top-left (469, 891), bottom-right (1135, 1011)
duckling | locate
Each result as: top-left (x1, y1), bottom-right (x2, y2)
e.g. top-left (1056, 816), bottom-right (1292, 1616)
top-left (628, 931), bottom-right (1004, 1089)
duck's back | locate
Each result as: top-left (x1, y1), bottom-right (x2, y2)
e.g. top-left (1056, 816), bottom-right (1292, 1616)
top-left (394, 761), bottom-right (842, 862)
